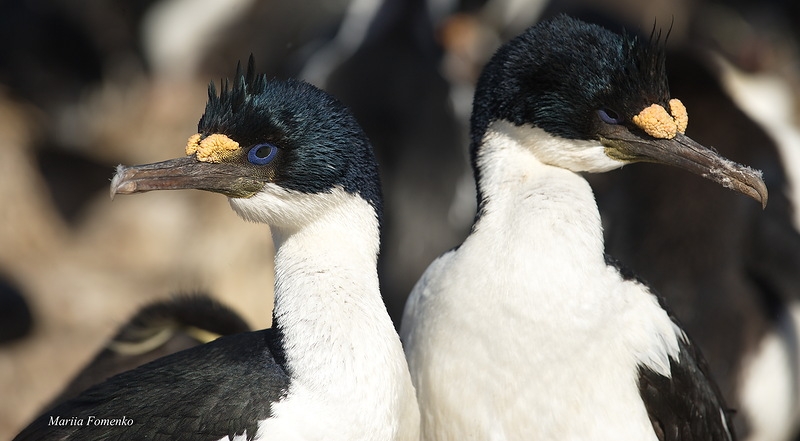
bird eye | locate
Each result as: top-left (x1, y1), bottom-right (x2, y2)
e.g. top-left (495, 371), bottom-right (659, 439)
top-left (598, 108), bottom-right (622, 125)
top-left (248, 143), bottom-right (279, 165)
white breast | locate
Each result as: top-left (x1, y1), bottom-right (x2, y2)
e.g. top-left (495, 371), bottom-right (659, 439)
top-left (401, 122), bottom-right (684, 441)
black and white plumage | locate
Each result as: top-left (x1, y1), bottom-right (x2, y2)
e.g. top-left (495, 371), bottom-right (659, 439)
top-left (594, 51), bottom-right (800, 441)
top-left (14, 59), bottom-right (419, 441)
top-left (401, 15), bottom-right (767, 441)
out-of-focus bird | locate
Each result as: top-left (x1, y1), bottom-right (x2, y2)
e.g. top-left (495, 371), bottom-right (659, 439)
top-left (45, 294), bottom-right (250, 407)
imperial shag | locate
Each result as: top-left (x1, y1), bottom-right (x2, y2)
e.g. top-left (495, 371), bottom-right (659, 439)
top-left (401, 15), bottom-right (767, 441)
top-left (14, 58), bottom-right (419, 441)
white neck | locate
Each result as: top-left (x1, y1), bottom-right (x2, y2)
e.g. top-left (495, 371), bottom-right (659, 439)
top-left (473, 122), bottom-right (610, 281)
top-left (231, 187), bottom-right (419, 440)
top-left (269, 192), bottom-right (390, 390)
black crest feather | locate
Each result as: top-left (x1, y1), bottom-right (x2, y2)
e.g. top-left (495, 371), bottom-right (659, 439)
top-left (204, 55), bottom-right (268, 127)
top-left (470, 14), bottom-right (672, 146)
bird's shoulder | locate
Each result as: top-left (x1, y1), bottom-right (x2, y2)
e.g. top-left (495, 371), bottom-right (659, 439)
top-left (638, 333), bottom-right (736, 441)
top-left (606, 254), bottom-right (736, 440)
top-left (14, 328), bottom-right (290, 441)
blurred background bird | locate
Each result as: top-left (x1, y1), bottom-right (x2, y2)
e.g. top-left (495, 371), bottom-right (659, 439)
top-left (1, 0), bottom-right (799, 440)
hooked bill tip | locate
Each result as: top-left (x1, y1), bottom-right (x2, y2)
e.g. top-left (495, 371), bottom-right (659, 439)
top-left (755, 179), bottom-right (769, 210)
top-left (109, 165), bottom-right (135, 200)
top-left (735, 166), bottom-right (768, 209)
top-left (744, 169), bottom-right (769, 209)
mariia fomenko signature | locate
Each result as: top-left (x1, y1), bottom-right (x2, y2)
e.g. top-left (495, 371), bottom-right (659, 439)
top-left (47, 416), bottom-right (134, 427)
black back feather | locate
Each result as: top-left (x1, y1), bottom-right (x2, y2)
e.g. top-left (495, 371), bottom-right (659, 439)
top-left (14, 330), bottom-right (290, 441)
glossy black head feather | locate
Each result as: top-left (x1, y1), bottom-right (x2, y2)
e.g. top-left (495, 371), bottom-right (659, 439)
top-left (197, 57), bottom-right (383, 218)
top-left (470, 15), bottom-right (671, 150)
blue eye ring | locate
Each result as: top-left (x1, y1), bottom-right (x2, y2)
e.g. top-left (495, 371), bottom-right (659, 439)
top-left (598, 108), bottom-right (623, 125)
top-left (248, 143), bottom-right (279, 165)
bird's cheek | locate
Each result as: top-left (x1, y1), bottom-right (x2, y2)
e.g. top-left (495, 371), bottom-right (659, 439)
top-left (219, 178), bottom-right (266, 198)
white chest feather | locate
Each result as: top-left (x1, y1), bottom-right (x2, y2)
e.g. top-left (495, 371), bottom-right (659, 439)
top-left (401, 123), bottom-right (685, 441)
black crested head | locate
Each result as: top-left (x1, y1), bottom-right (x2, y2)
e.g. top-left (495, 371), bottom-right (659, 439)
top-left (198, 56), bottom-right (383, 216)
top-left (464, 15), bottom-right (768, 212)
top-left (469, 14), bottom-right (670, 150)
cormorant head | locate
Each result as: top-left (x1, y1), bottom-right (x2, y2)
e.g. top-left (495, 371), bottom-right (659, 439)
top-left (470, 15), bottom-right (767, 207)
top-left (111, 57), bottom-right (382, 230)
